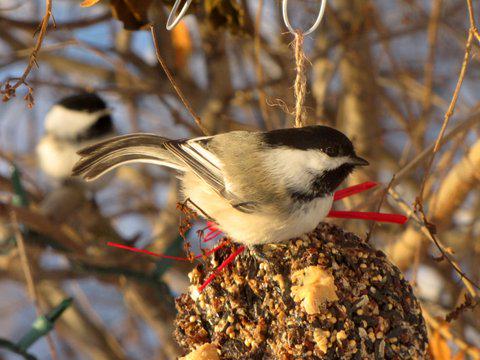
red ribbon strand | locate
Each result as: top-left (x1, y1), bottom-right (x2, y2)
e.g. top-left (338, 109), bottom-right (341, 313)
top-left (107, 241), bottom-right (226, 261)
top-left (327, 210), bottom-right (407, 224)
top-left (333, 181), bottom-right (378, 201)
top-left (198, 246), bottom-right (246, 292)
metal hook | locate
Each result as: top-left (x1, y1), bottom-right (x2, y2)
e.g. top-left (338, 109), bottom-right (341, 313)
top-left (166, 0), bottom-right (193, 31)
top-left (282, 0), bottom-right (327, 36)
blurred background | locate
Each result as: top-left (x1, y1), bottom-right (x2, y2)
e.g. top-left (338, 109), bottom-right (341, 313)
top-left (0, 0), bottom-right (479, 359)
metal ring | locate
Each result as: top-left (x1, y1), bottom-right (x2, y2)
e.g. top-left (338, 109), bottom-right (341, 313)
top-left (282, 0), bottom-right (327, 36)
top-left (166, 0), bottom-right (193, 31)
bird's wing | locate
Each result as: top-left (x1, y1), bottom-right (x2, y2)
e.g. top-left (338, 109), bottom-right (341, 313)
top-left (164, 137), bottom-right (224, 194)
top-left (164, 137), bottom-right (258, 213)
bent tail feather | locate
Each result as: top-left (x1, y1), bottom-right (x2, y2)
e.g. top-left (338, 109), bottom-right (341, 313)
top-left (72, 133), bottom-right (185, 181)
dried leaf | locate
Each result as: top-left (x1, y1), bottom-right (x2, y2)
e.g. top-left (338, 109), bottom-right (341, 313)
top-left (445, 293), bottom-right (477, 322)
top-left (80, 0), bottom-right (151, 29)
top-left (429, 327), bottom-right (452, 360)
top-left (110, 0), bottom-right (152, 30)
top-left (291, 266), bottom-right (338, 314)
top-left (172, 21), bottom-right (192, 69)
top-left (80, 0), bottom-right (101, 7)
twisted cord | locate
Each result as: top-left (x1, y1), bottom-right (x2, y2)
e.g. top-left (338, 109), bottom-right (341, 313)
top-left (293, 30), bottom-right (307, 128)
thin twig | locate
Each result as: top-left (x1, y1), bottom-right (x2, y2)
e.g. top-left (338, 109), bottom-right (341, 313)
top-left (391, 110), bottom-right (480, 187)
top-left (419, 0), bottom-right (442, 128)
top-left (466, 0), bottom-right (480, 44)
top-left (0, 12), bottom-right (110, 31)
top-left (417, 28), bottom-right (474, 201)
top-left (423, 309), bottom-right (480, 358)
top-left (466, 0), bottom-right (476, 28)
top-left (417, 204), bottom-right (479, 296)
top-left (0, 0), bottom-right (53, 100)
top-left (9, 211), bottom-right (37, 305)
top-left (389, 189), bottom-right (479, 297)
top-left (253, 0), bottom-right (272, 129)
top-left (149, 24), bottom-right (209, 135)
top-left (369, 5), bottom-right (416, 130)
top-left (365, 176), bottom-right (396, 242)
top-left (9, 208), bottom-right (59, 360)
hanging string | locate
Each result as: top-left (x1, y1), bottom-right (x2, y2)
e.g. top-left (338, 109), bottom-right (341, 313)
top-left (293, 30), bottom-right (307, 128)
top-left (282, 0), bottom-right (327, 128)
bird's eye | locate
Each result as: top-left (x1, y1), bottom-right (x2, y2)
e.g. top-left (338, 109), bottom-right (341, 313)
top-left (325, 146), bottom-right (338, 157)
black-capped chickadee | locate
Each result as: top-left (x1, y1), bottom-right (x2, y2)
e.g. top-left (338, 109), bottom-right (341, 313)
top-left (36, 93), bottom-right (115, 183)
top-left (72, 126), bottom-right (368, 245)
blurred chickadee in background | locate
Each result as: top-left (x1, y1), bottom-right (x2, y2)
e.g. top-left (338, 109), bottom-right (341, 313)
top-left (36, 93), bottom-right (116, 184)
top-left (72, 126), bottom-right (368, 245)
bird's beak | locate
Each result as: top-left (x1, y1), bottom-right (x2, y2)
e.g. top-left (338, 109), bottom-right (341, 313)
top-left (349, 155), bottom-right (369, 166)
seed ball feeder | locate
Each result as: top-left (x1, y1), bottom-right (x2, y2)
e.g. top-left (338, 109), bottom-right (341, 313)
top-left (175, 223), bottom-right (428, 359)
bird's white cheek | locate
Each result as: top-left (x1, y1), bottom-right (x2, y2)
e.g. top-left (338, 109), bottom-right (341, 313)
top-left (263, 149), bottom-right (350, 190)
top-left (45, 105), bottom-right (106, 139)
top-left (263, 149), bottom-right (315, 189)
top-left (310, 154), bottom-right (351, 171)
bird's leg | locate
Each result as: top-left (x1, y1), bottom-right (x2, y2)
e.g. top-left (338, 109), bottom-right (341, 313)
top-left (250, 245), bottom-right (269, 262)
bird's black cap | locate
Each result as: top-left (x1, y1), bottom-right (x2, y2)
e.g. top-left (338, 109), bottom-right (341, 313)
top-left (263, 125), bottom-right (355, 157)
top-left (57, 93), bottom-right (107, 113)
top-left (54, 93), bottom-right (113, 141)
